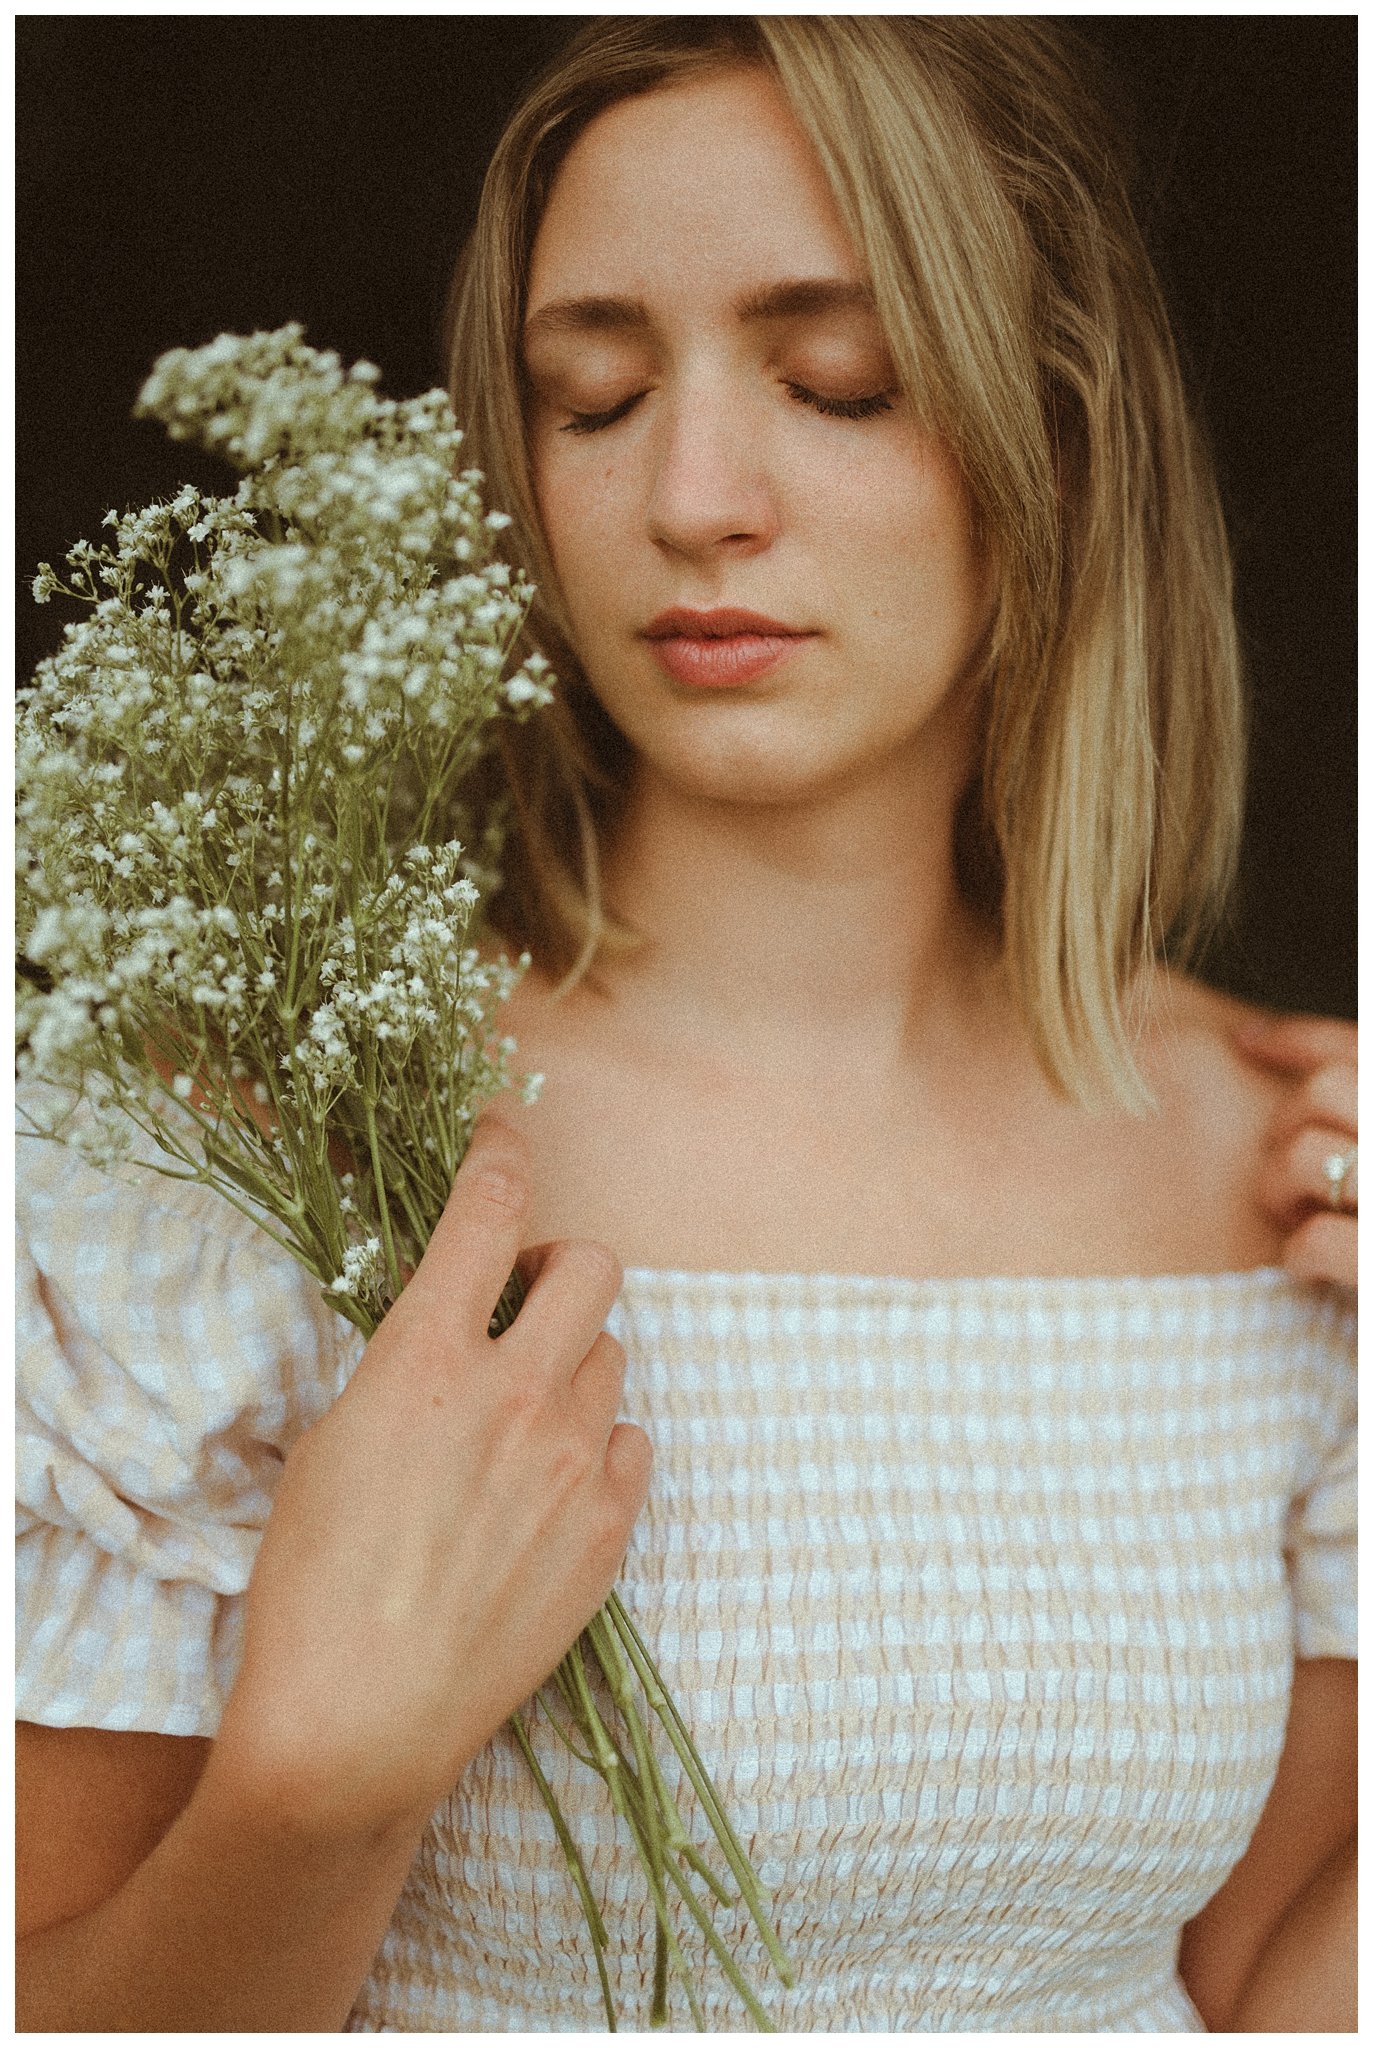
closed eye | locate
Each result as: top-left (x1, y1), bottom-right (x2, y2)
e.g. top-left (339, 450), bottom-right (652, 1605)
top-left (559, 379), bottom-right (897, 436)
top-left (784, 380), bottom-right (895, 421)
top-left (561, 392), bottom-right (646, 436)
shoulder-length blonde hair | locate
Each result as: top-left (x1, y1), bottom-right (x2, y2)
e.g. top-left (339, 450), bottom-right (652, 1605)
top-left (445, 16), bottom-right (1245, 1112)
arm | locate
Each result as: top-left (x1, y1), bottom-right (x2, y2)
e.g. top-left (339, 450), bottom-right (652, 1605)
top-left (1178, 1657), bottom-right (1356, 2032)
top-left (17, 1723), bottom-right (428, 2031)
top-left (16, 1115), bottom-right (652, 2029)
top-left (1185, 1010), bottom-right (1359, 2029)
top-left (1229, 1833), bottom-right (1356, 2032)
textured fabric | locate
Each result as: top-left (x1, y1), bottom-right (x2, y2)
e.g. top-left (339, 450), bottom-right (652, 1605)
top-left (16, 1121), bottom-right (359, 1736)
top-left (15, 1126), bottom-right (1357, 2032)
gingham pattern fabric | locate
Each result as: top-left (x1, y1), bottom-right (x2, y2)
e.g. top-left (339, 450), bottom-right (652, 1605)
top-left (16, 1129), bottom-right (1356, 2033)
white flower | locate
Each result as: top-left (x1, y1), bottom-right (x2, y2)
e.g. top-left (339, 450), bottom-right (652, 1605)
top-left (21, 321), bottom-right (540, 1338)
top-left (328, 1235), bottom-right (386, 1299)
top-left (503, 672), bottom-right (553, 709)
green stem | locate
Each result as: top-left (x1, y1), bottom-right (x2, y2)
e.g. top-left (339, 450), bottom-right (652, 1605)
top-left (561, 1642), bottom-right (680, 2028)
top-left (652, 1919), bottom-right (670, 2030)
top-left (361, 1088), bottom-right (401, 1301)
top-left (585, 1614), bottom-right (733, 1907)
top-left (509, 1707), bottom-right (617, 2033)
top-left (528, 1683), bottom-right (599, 1772)
top-left (657, 1841), bottom-right (778, 2032)
top-left (600, 1645), bottom-right (670, 2025)
top-left (606, 1595), bottom-right (795, 1988)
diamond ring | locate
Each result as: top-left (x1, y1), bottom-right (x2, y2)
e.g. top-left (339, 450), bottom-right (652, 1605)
top-left (1322, 1144), bottom-right (1358, 1214)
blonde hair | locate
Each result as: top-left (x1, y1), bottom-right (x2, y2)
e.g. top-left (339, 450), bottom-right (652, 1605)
top-left (445, 17), bottom-right (1245, 1111)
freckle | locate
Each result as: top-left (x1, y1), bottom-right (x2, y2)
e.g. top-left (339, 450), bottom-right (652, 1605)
top-left (432, 1394), bottom-right (444, 1409)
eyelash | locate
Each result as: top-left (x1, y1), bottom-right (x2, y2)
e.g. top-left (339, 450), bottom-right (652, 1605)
top-left (560, 381), bottom-right (896, 435)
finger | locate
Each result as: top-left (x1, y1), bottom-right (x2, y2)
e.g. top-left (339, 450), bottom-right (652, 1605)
top-left (498, 1237), bottom-right (624, 1378)
top-left (405, 1114), bottom-right (533, 1343)
top-left (569, 1329), bottom-right (629, 1440)
top-left (1266, 1062), bottom-right (1358, 1150)
top-left (1282, 1212), bottom-right (1358, 1291)
top-left (1258, 1128), bottom-right (1358, 1228)
top-left (1232, 1010), bottom-right (1358, 1076)
top-left (578, 1423), bottom-right (653, 1589)
top-left (604, 1420), bottom-right (654, 1507)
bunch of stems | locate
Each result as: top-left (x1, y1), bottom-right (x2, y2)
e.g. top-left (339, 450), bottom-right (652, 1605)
top-left (489, 1275), bottom-right (795, 2031)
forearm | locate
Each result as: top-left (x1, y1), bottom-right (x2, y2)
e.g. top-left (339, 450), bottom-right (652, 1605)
top-left (16, 1755), bottom-right (427, 2032)
top-left (1227, 1835), bottom-right (1357, 2033)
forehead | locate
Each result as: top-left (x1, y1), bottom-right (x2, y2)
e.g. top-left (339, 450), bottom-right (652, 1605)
top-left (526, 66), bottom-right (866, 310)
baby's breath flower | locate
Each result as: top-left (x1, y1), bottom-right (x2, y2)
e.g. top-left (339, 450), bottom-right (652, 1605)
top-left (328, 1235), bottom-right (386, 1302)
top-left (12, 329), bottom-right (784, 2037)
top-left (503, 669), bottom-right (555, 711)
top-left (19, 325), bottom-right (547, 1290)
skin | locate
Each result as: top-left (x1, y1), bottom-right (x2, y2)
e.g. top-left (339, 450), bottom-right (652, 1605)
top-left (17, 62), bottom-right (1355, 2031)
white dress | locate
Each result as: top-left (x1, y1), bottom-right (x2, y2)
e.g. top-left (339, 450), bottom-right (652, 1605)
top-left (16, 1132), bottom-right (1356, 2031)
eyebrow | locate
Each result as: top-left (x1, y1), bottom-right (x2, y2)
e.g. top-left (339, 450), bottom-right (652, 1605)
top-left (522, 276), bottom-right (877, 349)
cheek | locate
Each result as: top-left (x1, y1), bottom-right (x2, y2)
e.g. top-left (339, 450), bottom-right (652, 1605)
top-left (530, 451), bottom-right (623, 619)
top-left (529, 450), bottom-right (573, 574)
top-left (844, 452), bottom-right (988, 619)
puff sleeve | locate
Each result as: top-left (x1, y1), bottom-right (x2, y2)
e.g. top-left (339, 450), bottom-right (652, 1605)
top-left (1283, 1287), bottom-right (1357, 1661)
top-left (16, 1125), bottom-right (363, 1736)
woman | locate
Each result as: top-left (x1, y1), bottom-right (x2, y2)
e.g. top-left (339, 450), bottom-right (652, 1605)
top-left (16, 17), bottom-right (1355, 2031)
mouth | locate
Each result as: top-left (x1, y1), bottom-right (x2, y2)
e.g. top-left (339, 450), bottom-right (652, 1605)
top-left (641, 608), bottom-right (817, 689)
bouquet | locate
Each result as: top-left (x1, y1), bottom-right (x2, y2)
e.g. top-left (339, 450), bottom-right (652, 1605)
top-left (16, 327), bottom-right (791, 2029)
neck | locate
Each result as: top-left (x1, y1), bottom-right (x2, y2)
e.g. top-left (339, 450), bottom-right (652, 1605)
top-left (595, 739), bottom-right (1003, 1089)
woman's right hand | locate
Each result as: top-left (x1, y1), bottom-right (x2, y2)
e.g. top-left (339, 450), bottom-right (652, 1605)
top-left (204, 1113), bottom-right (652, 1843)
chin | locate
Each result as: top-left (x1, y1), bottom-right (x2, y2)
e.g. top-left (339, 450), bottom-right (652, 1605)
top-left (642, 727), bottom-right (884, 810)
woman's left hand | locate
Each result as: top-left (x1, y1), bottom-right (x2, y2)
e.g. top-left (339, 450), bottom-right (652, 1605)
top-left (1234, 1011), bottom-right (1357, 1290)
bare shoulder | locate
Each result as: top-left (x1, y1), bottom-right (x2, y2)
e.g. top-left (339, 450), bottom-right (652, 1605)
top-left (1130, 969), bottom-right (1290, 1268)
top-left (1140, 970), bottom-right (1287, 1121)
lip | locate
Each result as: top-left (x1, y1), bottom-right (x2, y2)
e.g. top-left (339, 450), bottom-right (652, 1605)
top-left (642, 607), bottom-right (816, 689)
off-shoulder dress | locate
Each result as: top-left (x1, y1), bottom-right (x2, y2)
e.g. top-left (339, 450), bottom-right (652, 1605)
top-left (17, 1126), bottom-right (1355, 2031)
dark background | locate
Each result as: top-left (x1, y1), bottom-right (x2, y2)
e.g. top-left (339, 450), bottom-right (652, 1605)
top-left (16, 17), bottom-right (1356, 1017)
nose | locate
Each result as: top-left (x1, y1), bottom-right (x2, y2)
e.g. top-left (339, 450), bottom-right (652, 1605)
top-left (645, 378), bottom-right (778, 563)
